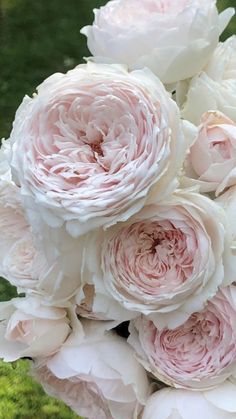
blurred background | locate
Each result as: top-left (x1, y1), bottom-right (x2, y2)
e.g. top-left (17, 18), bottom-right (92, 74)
top-left (0, 0), bottom-right (235, 417)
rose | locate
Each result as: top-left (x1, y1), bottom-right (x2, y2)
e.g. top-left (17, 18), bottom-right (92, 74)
top-left (0, 144), bottom-right (49, 291)
top-left (32, 321), bottom-right (150, 419)
top-left (0, 146), bottom-right (85, 302)
top-left (9, 62), bottom-right (185, 237)
top-left (2, 232), bottom-right (48, 291)
top-left (0, 296), bottom-right (71, 361)
top-left (129, 286), bottom-right (236, 390)
top-left (181, 36), bottom-right (236, 124)
top-left (83, 190), bottom-right (231, 328)
top-left (187, 111), bottom-right (236, 196)
top-left (81, 0), bottom-right (234, 84)
top-left (142, 382), bottom-right (236, 419)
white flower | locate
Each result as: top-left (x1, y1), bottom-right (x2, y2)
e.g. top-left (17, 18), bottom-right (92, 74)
top-left (181, 36), bottom-right (236, 124)
top-left (9, 62), bottom-right (185, 237)
top-left (81, 0), bottom-right (234, 84)
top-left (32, 321), bottom-right (150, 419)
top-left (78, 190), bottom-right (233, 328)
top-left (0, 296), bottom-right (71, 361)
top-left (143, 382), bottom-right (236, 419)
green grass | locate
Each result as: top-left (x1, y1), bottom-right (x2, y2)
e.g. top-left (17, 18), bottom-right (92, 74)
top-left (0, 0), bottom-right (235, 417)
top-left (0, 360), bottom-right (78, 419)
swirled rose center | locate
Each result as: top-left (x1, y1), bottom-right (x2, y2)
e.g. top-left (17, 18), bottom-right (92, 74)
top-left (143, 302), bottom-right (236, 381)
top-left (30, 81), bottom-right (158, 193)
top-left (105, 219), bottom-right (196, 297)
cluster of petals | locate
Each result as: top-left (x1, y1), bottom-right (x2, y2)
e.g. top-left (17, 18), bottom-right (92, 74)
top-left (185, 110), bottom-right (236, 196)
top-left (181, 36), bottom-right (236, 124)
top-left (81, 0), bottom-right (234, 84)
top-left (142, 382), bottom-right (236, 419)
top-left (78, 190), bottom-right (232, 328)
top-left (0, 296), bottom-right (71, 361)
top-left (32, 321), bottom-right (150, 419)
top-left (129, 286), bottom-right (236, 390)
top-left (9, 62), bottom-right (185, 237)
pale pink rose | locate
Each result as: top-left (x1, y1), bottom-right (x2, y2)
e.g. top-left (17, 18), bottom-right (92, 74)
top-left (186, 111), bottom-right (236, 196)
top-left (81, 0), bottom-right (234, 84)
top-left (143, 382), bottom-right (236, 419)
top-left (32, 321), bottom-right (150, 419)
top-left (2, 232), bottom-right (49, 291)
top-left (0, 150), bottom-right (83, 302)
top-left (95, 190), bottom-right (231, 328)
top-left (0, 144), bottom-right (48, 291)
top-left (0, 296), bottom-right (71, 361)
top-left (129, 286), bottom-right (236, 390)
top-left (181, 36), bottom-right (236, 124)
top-left (10, 62), bottom-right (185, 237)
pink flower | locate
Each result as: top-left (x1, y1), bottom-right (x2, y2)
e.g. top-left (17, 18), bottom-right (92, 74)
top-left (0, 296), bottom-right (71, 361)
top-left (81, 0), bottom-right (234, 84)
top-left (98, 190), bottom-right (229, 327)
top-left (32, 321), bottom-right (150, 419)
top-left (187, 111), bottom-right (236, 196)
top-left (129, 286), bottom-right (236, 390)
top-left (10, 62), bottom-right (185, 237)
top-left (0, 145), bottom-right (49, 291)
top-left (143, 382), bottom-right (236, 419)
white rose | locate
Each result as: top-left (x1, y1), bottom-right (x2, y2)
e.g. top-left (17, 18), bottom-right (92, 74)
top-left (32, 321), bottom-right (150, 419)
top-left (78, 190), bottom-right (233, 328)
top-left (9, 62), bottom-right (185, 237)
top-left (185, 111), bottom-right (236, 196)
top-left (181, 36), bottom-right (236, 124)
top-left (0, 296), bottom-right (71, 361)
top-left (81, 0), bottom-right (234, 84)
top-left (143, 382), bottom-right (236, 419)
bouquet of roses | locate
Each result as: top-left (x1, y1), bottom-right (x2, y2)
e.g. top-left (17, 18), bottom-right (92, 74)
top-left (1, 0), bottom-right (236, 417)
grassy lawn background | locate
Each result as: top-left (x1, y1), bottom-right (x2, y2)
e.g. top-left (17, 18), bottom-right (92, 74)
top-left (0, 0), bottom-right (235, 417)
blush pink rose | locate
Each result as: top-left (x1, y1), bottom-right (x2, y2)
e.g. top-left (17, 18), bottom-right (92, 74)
top-left (32, 321), bottom-right (150, 419)
top-left (129, 286), bottom-right (236, 390)
top-left (96, 190), bottom-right (231, 327)
top-left (81, 0), bottom-right (234, 84)
top-left (143, 383), bottom-right (236, 419)
top-left (0, 144), bottom-right (49, 291)
top-left (9, 62), bottom-right (185, 237)
top-left (0, 296), bottom-right (71, 361)
top-left (188, 111), bottom-right (236, 196)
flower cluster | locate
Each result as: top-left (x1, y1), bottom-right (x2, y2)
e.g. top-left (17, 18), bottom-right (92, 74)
top-left (1, 0), bottom-right (236, 418)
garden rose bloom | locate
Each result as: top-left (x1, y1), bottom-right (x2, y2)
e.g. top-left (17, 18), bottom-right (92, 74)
top-left (32, 321), bottom-right (150, 419)
top-left (188, 111), bottom-right (236, 195)
top-left (182, 36), bottom-right (236, 124)
top-left (98, 190), bottom-right (229, 327)
top-left (81, 0), bottom-right (234, 84)
top-left (10, 62), bottom-right (185, 237)
top-left (143, 382), bottom-right (236, 419)
top-left (0, 145), bottom-right (48, 291)
top-left (0, 297), bottom-right (71, 361)
top-left (129, 286), bottom-right (236, 390)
